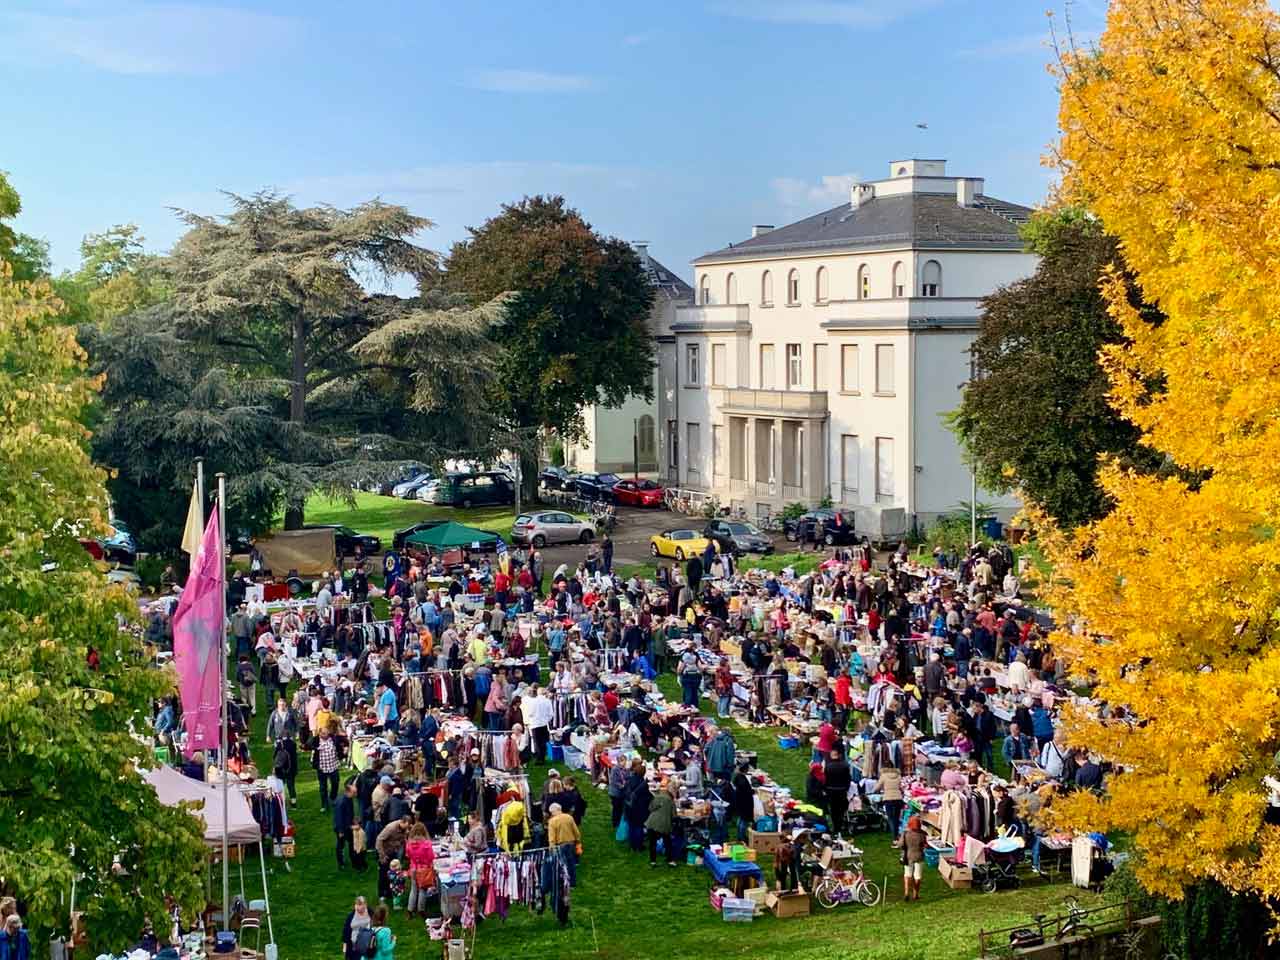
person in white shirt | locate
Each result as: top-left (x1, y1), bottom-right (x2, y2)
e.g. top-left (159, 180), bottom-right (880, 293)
top-left (1007, 653), bottom-right (1031, 692)
top-left (315, 582), bottom-right (332, 619)
top-left (1040, 730), bottom-right (1068, 779)
top-left (522, 686), bottom-right (554, 764)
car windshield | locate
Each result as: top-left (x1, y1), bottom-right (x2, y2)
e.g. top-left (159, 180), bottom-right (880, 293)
top-left (599, 474), bottom-right (621, 485)
top-left (727, 523), bottom-right (759, 536)
top-left (515, 515), bottom-right (531, 524)
top-left (672, 531), bottom-right (693, 540)
top-left (637, 480), bottom-right (659, 490)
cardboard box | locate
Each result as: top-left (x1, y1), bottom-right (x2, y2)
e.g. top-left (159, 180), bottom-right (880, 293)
top-left (766, 889), bottom-right (812, 919)
top-left (938, 858), bottom-right (972, 889)
top-left (748, 829), bottom-right (784, 856)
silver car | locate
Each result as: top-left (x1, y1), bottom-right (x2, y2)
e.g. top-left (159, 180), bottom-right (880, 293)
top-left (511, 511), bottom-right (594, 547)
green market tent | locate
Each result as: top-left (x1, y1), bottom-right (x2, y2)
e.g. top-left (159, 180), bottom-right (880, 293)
top-left (403, 519), bottom-right (500, 551)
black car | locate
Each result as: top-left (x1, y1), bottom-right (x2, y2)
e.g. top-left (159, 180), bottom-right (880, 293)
top-left (539, 465), bottom-right (571, 490)
top-left (303, 524), bottom-right (382, 556)
top-left (703, 518), bottom-right (774, 556)
top-left (392, 520), bottom-right (446, 552)
top-left (783, 509), bottom-right (859, 546)
top-left (568, 472), bottom-right (623, 501)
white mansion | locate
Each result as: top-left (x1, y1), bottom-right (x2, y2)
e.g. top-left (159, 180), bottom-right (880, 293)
top-left (568, 158), bottom-right (1036, 533)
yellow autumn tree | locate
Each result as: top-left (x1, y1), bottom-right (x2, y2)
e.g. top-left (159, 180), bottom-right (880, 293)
top-left (1045, 0), bottom-right (1280, 907)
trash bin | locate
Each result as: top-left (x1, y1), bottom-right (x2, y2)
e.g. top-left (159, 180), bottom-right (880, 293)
top-left (982, 517), bottom-right (1003, 540)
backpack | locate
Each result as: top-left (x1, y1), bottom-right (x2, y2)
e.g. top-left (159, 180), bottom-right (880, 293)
top-left (353, 926), bottom-right (377, 958)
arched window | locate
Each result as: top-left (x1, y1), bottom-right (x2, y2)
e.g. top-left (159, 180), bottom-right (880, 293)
top-left (637, 415), bottom-right (655, 458)
top-left (761, 270), bottom-right (773, 306)
top-left (699, 274), bottom-right (711, 305)
top-left (857, 263), bottom-right (870, 300)
top-left (921, 260), bottom-right (941, 297)
top-left (726, 272), bottom-right (738, 304)
top-left (787, 269), bottom-right (800, 305)
top-left (892, 261), bottom-right (905, 298)
top-left (815, 266), bottom-right (829, 304)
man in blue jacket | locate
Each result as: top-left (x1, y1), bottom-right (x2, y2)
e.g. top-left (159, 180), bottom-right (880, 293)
top-left (705, 727), bottom-right (737, 788)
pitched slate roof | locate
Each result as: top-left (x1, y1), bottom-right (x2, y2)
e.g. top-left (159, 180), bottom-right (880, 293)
top-left (693, 192), bottom-right (1033, 264)
top-left (645, 253), bottom-right (694, 301)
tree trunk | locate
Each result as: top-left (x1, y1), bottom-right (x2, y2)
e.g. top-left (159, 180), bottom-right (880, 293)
top-left (284, 313), bottom-right (307, 530)
top-left (520, 450), bottom-right (539, 506)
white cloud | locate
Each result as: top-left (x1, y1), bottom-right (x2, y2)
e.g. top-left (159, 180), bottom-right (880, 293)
top-left (0, 1), bottom-right (297, 75)
top-left (956, 33), bottom-right (1051, 59)
top-left (465, 69), bottom-right (598, 94)
top-left (771, 173), bottom-right (861, 208)
top-left (710, 0), bottom-right (942, 29)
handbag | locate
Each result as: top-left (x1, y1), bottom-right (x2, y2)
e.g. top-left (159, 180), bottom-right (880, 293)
top-left (615, 819), bottom-right (629, 843)
top-left (414, 864), bottom-right (438, 891)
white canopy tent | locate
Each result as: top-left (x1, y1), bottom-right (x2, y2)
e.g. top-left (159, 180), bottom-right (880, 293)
top-left (144, 766), bottom-right (276, 949)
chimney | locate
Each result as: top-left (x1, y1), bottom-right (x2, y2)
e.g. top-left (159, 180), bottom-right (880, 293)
top-left (956, 178), bottom-right (977, 207)
top-left (850, 182), bottom-right (874, 209)
top-left (751, 225), bottom-right (774, 238)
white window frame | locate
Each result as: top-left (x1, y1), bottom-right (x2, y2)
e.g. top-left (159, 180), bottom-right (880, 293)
top-left (759, 343), bottom-right (776, 390)
top-left (840, 343), bottom-right (860, 394)
top-left (815, 266), bottom-right (829, 304)
top-left (786, 343), bottom-right (802, 388)
top-left (921, 259), bottom-right (941, 298)
top-left (892, 261), bottom-right (905, 298)
top-left (875, 436), bottom-right (895, 504)
top-left (726, 272), bottom-right (737, 304)
top-left (841, 434), bottom-right (859, 500)
top-left (787, 269), bottom-right (800, 305)
top-left (875, 343), bottom-right (895, 395)
top-left (699, 274), bottom-right (710, 305)
top-left (686, 343), bottom-right (700, 387)
top-left (761, 270), bottom-right (773, 307)
top-left (858, 263), bottom-right (869, 300)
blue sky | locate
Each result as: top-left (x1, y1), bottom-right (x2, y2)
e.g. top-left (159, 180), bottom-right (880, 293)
top-left (2, 0), bottom-right (1105, 282)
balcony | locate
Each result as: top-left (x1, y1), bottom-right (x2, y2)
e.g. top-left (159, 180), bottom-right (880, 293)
top-left (717, 388), bottom-right (829, 418)
top-left (671, 303), bottom-right (751, 333)
top-left (819, 296), bottom-right (983, 329)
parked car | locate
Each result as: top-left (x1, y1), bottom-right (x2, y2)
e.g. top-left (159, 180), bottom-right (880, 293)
top-left (612, 478), bottom-right (665, 507)
top-left (413, 480), bottom-right (440, 502)
top-left (703, 518), bottom-right (773, 555)
top-left (784, 508), bottom-right (858, 546)
top-left (427, 471), bottom-right (515, 509)
top-left (392, 471), bottom-right (434, 499)
top-left (303, 524), bottom-right (382, 556)
top-left (569, 472), bottom-right (622, 501)
top-left (392, 520), bottom-right (446, 551)
top-left (650, 528), bottom-right (714, 561)
top-left (511, 511), bottom-right (594, 547)
top-left (539, 465), bottom-right (572, 490)
top-left (369, 462), bottom-right (426, 496)
top-left (101, 519), bottom-right (137, 564)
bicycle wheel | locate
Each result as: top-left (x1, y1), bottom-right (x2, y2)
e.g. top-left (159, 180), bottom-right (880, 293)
top-left (858, 879), bottom-right (880, 906)
top-left (814, 879), bottom-right (839, 909)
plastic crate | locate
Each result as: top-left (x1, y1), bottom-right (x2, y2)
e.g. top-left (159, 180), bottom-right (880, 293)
top-left (728, 844), bottom-right (748, 861)
top-left (722, 898), bottom-right (755, 923)
top-left (562, 745), bottom-right (586, 770)
top-left (924, 842), bottom-right (954, 869)
top-left (546, 743), bottom-right (564, 762)
top-left (777, 735), bottom-right (800, 750)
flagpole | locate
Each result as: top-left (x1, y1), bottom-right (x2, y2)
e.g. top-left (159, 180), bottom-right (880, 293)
top-left (217, 472), bottom-right (229, 922)
top-left (195, 458), bottom-right (206, 784)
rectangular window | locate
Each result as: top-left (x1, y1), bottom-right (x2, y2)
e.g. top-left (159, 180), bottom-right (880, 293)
top-left (841, 435), bottom-right (859, 500)
top-left (875, 436), bottom-right (895, 503)
top-left (786, 343), bottom-right (802, 388)
top-left (813, 343), bottom-right (828, 391)
top-left (787, 273), bottom-right (799, 304)
top-left (922, 282), bottom-right (939, 297)
top-left (759, 344), bottom-right (775, 390)
top-left (686, 343), bottom-right (700, 386)
top-left (711, 343), bottom-right (726, 387)
top-left (875, 343), bottom-right (895, 394)
top-left (712, 424), bottom-right (724, 477)
top-left (667, 419), bottom-right (678, 469)
top-left (686, 423), bottom-right (701, 480)
top-left (841, 344), bottom-right (860, 393)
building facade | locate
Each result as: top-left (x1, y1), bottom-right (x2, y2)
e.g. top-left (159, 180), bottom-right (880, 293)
top-left (670, 158), bottom-right (1036, 529)
top-left (564, 245), bottom-right (693, 475)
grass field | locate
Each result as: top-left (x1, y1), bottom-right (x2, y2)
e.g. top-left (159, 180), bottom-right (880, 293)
top-left (236, 657), bottom-right (1097, 960)
top-left (301, 492), bottom-right (524, 546)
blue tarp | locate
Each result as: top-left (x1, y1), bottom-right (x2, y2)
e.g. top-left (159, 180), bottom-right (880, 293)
top-left (703, 849), bottom-right (765, 884)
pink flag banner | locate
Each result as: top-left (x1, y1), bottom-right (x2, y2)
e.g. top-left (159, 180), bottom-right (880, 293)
top-left (172, 511), bottom-right (225, 755)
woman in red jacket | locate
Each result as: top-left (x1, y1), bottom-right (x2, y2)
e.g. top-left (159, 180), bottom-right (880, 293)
top-left (403, 823), bottom-right (436, 918)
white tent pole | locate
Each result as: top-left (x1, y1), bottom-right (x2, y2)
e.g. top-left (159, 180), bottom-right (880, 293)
top-left (218, 472), bottom-right (230, 920)
top-left (258, 838), bottom-right (274, 945)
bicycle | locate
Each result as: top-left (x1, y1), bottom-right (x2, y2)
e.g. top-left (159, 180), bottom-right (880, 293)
top-left (813, 868), bottom-right (881, 908)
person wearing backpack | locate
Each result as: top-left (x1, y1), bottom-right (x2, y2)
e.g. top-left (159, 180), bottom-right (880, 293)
top-left (341, 896), bottom-right (372, 960)
top-left (369, 904), bottom-right (395, 960)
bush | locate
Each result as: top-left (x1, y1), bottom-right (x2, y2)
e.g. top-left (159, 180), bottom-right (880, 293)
top-left (818, 494), bottom-right (833, 508)
top-left (781, 501), bottom-right (808, 521)
top-left (548, 438), bottom-right (565, 467)
top-left (700, 495), bottom-right (721, 519)
top-left (926, 512), bottom-right (972, 554)
top-left (135, 553), bottom-right (173, 591)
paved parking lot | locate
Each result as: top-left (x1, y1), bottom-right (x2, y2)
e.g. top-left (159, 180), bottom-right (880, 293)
top-left (531, 504), bottom-right (792, 573)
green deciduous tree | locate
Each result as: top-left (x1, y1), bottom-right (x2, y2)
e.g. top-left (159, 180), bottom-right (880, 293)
top-left (0, 171), bottom-right (52, 282)
top-left (445, 195), bottom-right (655, 500)
top-left (0, 260), bottom-right (206, 947)
top-left (951, 208), bottom-right (1163, 527)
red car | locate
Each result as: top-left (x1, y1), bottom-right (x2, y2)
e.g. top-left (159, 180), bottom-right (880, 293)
top-left (612, 478), bottom-right (665, 507)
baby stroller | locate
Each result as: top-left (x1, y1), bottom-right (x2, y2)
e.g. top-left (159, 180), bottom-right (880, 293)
top-left (974, 837), bottom-right (1025, 893)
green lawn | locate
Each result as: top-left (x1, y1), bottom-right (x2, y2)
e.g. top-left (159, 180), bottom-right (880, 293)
top-left (236, 656), bottom-right (1098, 960)
top-left (301, 492), bottom-right (524, 546)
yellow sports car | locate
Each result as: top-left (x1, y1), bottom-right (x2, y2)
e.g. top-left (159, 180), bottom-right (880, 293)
top-left (650, 528), bottom-right (714, 561)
